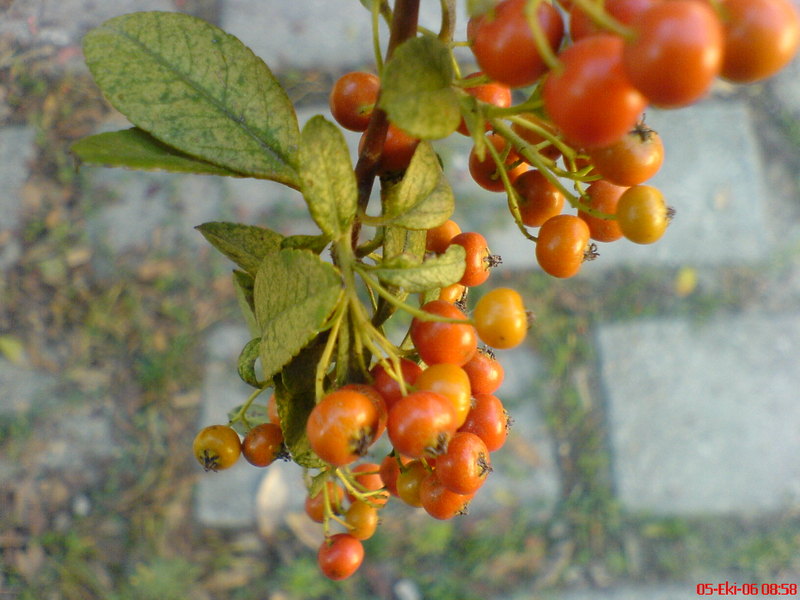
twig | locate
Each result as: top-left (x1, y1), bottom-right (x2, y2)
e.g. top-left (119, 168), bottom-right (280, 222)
top-left (351, 0), bottom-right (421, 250)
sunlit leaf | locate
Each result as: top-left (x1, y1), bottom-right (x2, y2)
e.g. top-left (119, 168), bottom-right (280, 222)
top-left (254, 249), bottom-right (342, 383)
top-left (373, 243), bottom-right (466, 292)
top-left (83, 12), bottom-right (300, 185)
top-left (298, 116), bottom-right (357, 239)
top-left (379, 36), bottom-right (460, 139)
top-left (196, 222), bottom-right (283, 276)
top-left (71, 128), bottom-right (245, 176)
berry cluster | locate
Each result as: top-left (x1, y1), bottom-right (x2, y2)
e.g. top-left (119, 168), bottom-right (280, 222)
top-left (193, 213), bottom-right (523, 579)
top-left (325, 0), bottom-right (800, 280)
top-left (459, 0), bottom-right (799, 277)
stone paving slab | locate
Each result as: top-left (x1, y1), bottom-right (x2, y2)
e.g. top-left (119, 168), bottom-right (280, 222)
top-left (0, 0), bottom-right (176, 48)
top-left (473, 397), bottom-right (560, 517)
top-left (0, 357), bottom-right (117, 494)
top-left (596, 312), bottom-right (800, 515)
top-left (84, 168), bottom-right (225, 259)
top-left (220, 0), bottom-right (470, 72)
top-left (85, 170), bottom-right (178, 255)
top-left (34, 405), bottom-right (118, 473)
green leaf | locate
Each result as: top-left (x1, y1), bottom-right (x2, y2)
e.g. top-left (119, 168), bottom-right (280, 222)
top-left (307, 470), bottom-right (331, 500)
top-left (83, 12), bottom-right (300, 186)
top-left (379, 36), bottom-right (461, 140)
top-left (70, 128), bottom-right (246, 177)
top-left (232, 270), bottom-right (259, 337)
top-left (254, 249), bottom-right (342, 383)
top-left (275, 341), bottom-right (327, 469)
top-left (196, 222), bottom-right (283, 275)
top-left (237, 337), bottom-right (263, 388)
top-left (372, 243), bottom-right (466, 293)
top-left (383, 226), bottom-right (427, 266)
top-left (281, 234), bottom-right (331, 255)
top-left (299, 116), bottom-right (357, 239)
top-left (420, 286), bottom-right (441, 305)
top-left (382, 142), bottom-right (454, 230)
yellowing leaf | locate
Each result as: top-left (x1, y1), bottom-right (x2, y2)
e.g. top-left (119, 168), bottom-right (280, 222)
top-left (299, 116), bottom-right (357, 239)
top-left (71, 128), bottom-right (246, 176)
top-left (379, 36), bottom-right (461, 140)
top-left (83, 12), bottom-right (300, 186)
top-left (254, 250), bottom-right (342, 382)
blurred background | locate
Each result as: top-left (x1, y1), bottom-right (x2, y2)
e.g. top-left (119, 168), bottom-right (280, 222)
top-left (1, 1), bottom-right (799, 599)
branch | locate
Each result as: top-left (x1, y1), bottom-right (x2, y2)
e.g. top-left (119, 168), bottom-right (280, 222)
top-left (351, 0), bottom-right (420, 249)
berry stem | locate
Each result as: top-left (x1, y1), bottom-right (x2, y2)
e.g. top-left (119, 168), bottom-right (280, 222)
top-left (454, 72), bottom-right (491, 88)
top-left (484, 98), bottom-right (544, 118)
top-left (357, 267), bottom-right (476, 325)
top-left (524, 0), bottom-right (563, 74)
top-left (315, 294), bottom-right (348, 404)
top-left (369, 0), bottom-right (393, 26)
top-left (570, 179), bottom-right (616, 220)
top-left (229, 385), bottom-right (268, 429)
top-left (490, 119), bottom-right (607, 217)
top-left (321, 476), bottom-right (348, 537)
top-left (506, 114), bottom-right (573, 161)
top-left (438, 0), bottom-right (457, 42)
top-left (356, 228), bottom-right (385, 258)
top-left (335, 467), bottom-right (384, 507)
top-left (571, 0), bottom-right (635, 40)
top-left (479, 124), bottom-right (539, 243)
top-left (370, 0), bottom-right (385, 73)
